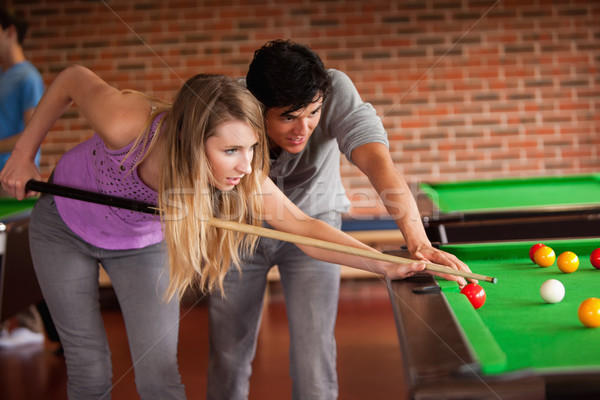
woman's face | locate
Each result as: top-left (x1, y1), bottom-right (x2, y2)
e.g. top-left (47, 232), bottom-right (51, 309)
top-left (205, 120), bottom-right (258, 191)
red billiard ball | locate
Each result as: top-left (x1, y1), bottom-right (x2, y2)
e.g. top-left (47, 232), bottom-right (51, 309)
top-left (529, 243), bottom-right (545, 263)
top-left (590, 248), bottom-right (600, 270)
top-left (460, 283), bottom-right (486, 309)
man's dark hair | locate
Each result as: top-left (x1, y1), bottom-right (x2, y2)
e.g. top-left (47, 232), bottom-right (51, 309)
top-left (0, 8), bottom-right (29, 45)
top-left (246, 39), bottom-right (332, 113)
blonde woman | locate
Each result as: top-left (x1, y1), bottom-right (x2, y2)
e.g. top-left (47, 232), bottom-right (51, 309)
top-left (0, 65), bottom-right (449, 399)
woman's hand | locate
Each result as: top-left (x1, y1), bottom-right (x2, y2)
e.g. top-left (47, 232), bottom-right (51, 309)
top-left (382, 260), bottom-right (428, 281)
top-left (0, 148), bottom-right (41, 200)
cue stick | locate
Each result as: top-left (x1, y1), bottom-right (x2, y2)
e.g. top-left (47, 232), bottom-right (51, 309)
top-left (25, 179), bottom-right (160, 215)
top-left (25, 179), bottom-right (497, 284)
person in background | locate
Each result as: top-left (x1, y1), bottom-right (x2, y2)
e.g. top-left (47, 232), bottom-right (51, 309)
top-left (207, 39), bottom-right (472, 400)
top-left (0, 7), bottom-right (45, 349)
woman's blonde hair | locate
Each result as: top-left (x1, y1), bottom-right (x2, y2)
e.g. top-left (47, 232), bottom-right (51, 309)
top-left (152, 74), bottom-right (268, 300)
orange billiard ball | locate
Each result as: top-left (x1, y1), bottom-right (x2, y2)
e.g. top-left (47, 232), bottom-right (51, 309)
top-left (557, 251), bottom-right (579, 274)
top-left (534, 246), bottom-right (555, 268)
top-left (578, 298), bottom-right (600, 328)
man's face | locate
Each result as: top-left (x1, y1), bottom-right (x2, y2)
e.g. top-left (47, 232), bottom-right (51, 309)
top-left (0, 24), bottom-right (17, 60)
top-left (264, 95), bottom-right (323, 154)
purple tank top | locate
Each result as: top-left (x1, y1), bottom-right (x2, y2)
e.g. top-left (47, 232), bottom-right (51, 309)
top-left (53, 113), bottom-right (165, 250)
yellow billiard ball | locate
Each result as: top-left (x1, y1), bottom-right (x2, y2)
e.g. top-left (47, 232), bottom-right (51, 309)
top-left (529, 243), bottom-right (545, 263)
top-left (557, 251), bottom-right (579, 274)
top-left (534, 246), bottom-right (555, 268)
top-left (578, 298), bottom-right (600, 328)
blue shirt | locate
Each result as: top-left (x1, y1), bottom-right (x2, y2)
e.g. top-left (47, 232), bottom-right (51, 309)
top-left (0, 60), bottom-right (44, 168)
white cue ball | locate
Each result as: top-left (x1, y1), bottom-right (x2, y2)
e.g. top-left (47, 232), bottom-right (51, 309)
top-left (540, 279), bottom-right (565, 304)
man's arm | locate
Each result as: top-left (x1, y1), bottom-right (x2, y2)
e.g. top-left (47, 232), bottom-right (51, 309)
top-left (351, 142), bottom-right (471, 285)
top-left (0, 133), bottom-right (23, 153)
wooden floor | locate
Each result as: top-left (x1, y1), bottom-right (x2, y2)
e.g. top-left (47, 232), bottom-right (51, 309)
top-left (0, 279), bottom-right (408, 400)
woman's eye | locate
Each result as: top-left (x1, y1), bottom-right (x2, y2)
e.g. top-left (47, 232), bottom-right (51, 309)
top-left (225, 149), bottom-right (236, 155)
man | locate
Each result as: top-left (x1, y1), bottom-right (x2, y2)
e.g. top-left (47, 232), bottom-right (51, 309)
top-left (0, 8), bottom-right (45, 348)
top-left (207, 39), bottom-right (469, 399)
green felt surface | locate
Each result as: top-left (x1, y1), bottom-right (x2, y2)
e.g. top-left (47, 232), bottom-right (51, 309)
top-left (419, 174), bottom-right (600, 213)
top-left (0, 197), bottom-right (38, 220)
top-left (439, 238), bottom-right (600, 375)
top-left (444, 290), bottom-right (507, 373)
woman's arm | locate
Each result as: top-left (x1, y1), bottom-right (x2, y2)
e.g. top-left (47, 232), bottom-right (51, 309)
top-left (259, 178), bottom-right (430, 281)
top-left (0, 65), bottom-right (153, 199)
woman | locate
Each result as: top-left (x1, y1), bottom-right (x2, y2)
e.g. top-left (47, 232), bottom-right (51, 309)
top-left (0, 65), bottom-right (463, 399)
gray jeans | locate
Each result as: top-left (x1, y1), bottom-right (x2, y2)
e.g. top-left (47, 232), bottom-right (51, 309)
top-left (207, 218), bottom-right (341, 400)
top-left (29, 194), bottom-right (186, 400)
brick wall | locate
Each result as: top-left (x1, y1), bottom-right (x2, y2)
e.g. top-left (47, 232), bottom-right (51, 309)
top-left (7, 0), bottom-right (600, 216)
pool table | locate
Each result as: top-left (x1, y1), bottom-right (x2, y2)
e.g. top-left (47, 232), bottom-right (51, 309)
top-left (387, 238), bottom-right (600, 400)
top-left (0, 197), bottom-right (43, 322)
top-left (416, 174), bottom-right (600, 243)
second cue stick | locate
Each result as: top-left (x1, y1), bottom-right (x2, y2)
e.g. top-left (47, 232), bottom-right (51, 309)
top-left (25, 179), bottom-right (497, 283)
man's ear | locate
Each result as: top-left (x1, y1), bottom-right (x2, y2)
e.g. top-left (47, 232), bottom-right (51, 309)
top-left (5, 24), bottom-right (18, 41)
